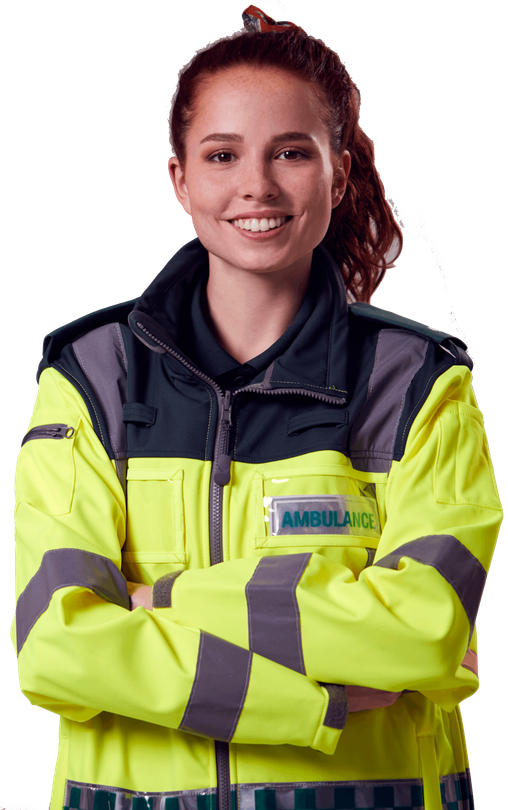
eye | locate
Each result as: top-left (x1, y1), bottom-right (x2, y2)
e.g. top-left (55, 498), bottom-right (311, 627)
top-left (209, 151), bottom-right (237, 164)
top-left (276, 149), bottom-right (307, 161)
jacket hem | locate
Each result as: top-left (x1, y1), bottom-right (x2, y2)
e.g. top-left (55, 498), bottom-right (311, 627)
top-left (63, 769), bottom-right (474, 809)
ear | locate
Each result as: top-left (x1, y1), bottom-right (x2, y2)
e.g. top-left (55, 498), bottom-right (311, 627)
top-left (168, 157), bottom-right (192, 216)
top-left (331, 150), bottom-right (351, 209)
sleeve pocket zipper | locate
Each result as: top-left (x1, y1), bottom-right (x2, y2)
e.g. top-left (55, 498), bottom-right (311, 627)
top-left (21, 424), bottom-right (75, 447)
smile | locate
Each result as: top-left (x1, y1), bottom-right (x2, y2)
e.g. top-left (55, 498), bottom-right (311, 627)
top-left (230, 216), bottom-right (291, 232)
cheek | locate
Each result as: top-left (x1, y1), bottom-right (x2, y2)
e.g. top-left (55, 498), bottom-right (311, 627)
top-left (187, 168), bottom-right (219, 202)
top-left (295, 164), bottom-right (334, 207)
top-left (303, 187), bottom-right (332, 224)
top-left (186, 173), bottom-right (222, 214)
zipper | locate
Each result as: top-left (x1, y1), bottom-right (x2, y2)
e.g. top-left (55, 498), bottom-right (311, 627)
top-left (133, 317), bottom-right (347, 810)
top-left (132, 318), bottom-right (346, 408)
top-left (210, 389), bottom-right (232, 564)
top-left (209, 389), bottom-right (234, 810)
top-left (21, 424), bottom-right (75, 447)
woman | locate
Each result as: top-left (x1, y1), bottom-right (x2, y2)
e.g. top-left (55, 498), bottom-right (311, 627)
top-left (13, 6), bottom-right (501, 810)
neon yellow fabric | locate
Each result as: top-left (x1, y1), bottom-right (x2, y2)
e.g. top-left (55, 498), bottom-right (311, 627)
top-left (14, 368), bottom-right (341, 805)
top-left (167, 367), bottom-right (497, 711)
top-left (13, 358), bottom-right (502, 805)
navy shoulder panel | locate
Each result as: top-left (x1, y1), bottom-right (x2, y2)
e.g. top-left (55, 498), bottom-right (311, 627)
top-left (349, 301), bottom-right (472, 370)
top-left (38, 300), bottom-right (135, 379)
top-left (349, 301), bottom-right (466, 346)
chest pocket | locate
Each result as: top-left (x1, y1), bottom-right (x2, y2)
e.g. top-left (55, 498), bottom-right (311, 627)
top-left (251, 460), bottom-right (387, 552)
top-left (123, 460), bottom-right (185, 584)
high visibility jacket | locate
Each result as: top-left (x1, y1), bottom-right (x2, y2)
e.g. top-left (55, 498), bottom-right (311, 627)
top-left (14, 239), bottom-right (502, 810)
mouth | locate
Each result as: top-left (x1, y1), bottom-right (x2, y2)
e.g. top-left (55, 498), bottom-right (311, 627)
top-left (229, 215), bottom-right (292, 232)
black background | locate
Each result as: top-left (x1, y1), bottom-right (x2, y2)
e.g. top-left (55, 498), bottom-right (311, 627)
top-left (7, 0), bottom-right (501, 807)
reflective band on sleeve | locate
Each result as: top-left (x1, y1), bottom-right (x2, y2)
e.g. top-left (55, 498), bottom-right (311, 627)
top-left (179, 632), bottom-right (252, 742)
top-left (375, 535), bottom-right (487, 634)
top-left (245, 553), bottom-right (310, 674)
top-left (16, 548), bottom-right (130, 655)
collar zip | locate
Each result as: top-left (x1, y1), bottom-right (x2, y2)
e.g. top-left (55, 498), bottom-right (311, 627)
top-left (213, 390), bottom-right (233, 486)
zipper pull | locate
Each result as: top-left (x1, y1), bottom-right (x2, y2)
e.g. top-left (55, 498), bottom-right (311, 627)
top-left (21, 424), bottom-right (75, 447)
top-left (214, 391), bottom-right (232, 486)
top-left (222, 390), bottom-right (232, 427)
top-left (214, 454), bottom-right (232, 486)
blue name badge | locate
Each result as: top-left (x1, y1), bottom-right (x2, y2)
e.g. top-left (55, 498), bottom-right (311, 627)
top-left (268, 494), bottom-right (380, 539)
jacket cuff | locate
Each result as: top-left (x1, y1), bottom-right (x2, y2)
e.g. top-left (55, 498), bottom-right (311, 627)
top-left (311, 683), bottom-right (348, 755)
top-left (321, 683), bottom-right (349, 729)
top-left (152, 570), bottom-right (184, 608)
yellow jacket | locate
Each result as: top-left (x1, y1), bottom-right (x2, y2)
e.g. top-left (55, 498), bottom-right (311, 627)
top-left (13, 241), bottom-right (502, 810)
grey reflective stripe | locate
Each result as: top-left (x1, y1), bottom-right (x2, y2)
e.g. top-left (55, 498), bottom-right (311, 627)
top-left (375, 535), bottom-right (486, 634)
top-left (72, 323), bottom-right (128, 458)
top-left (237, 770), bottom-right (473, 810)
top-left (245, 553), bottom-right (310, 674)
top-left (64, 781), bottom-right (218, 810)
top-left (152, 570), bottom-right (184, 608)
top-left (63, 769), bottom-right (474, 810)
top-left (350, 330), bottom-right (428, 472)
top-left (321, 683), bottom-right (348, 729)
top-left (16, 548), bottom-right (129, 655)
top-left (180, 632), bottom-right (252, 742)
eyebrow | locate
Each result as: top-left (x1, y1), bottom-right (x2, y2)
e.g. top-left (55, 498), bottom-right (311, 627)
top-left (199, 131), bottom-right (314, 145)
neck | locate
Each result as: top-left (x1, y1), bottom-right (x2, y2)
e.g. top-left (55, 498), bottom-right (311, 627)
top-left (205, 254), bottom-right (312, 365)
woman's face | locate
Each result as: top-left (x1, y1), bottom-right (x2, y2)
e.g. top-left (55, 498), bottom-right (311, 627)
top-left (169, 66), bottom-right (349, 281)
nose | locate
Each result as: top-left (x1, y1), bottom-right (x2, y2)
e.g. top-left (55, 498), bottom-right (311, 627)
top-left (240, 157), bottom-right (279, 201)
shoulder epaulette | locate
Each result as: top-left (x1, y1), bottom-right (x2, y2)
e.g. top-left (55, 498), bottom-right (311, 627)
top-left (42, 298), bottom-right (137, 356)
top-left (350, 301), bottom-right (466, 349)
top-left (350, 302), bottom-right (472, 369)
top-left (38, 299), bottom-right (135, 380)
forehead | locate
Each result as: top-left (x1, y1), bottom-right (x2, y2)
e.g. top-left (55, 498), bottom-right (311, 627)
top-left (190, 65), bottom-right (326, 135)
top-left (200, 65), bottom-right (308, 93)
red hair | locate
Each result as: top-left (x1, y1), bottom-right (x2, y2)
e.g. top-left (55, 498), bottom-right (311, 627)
top-left (170, 28), bottom-right (402, 302)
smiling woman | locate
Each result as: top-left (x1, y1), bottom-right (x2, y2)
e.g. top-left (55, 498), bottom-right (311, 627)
top-left (161, 18), bottom-right (400, 365)
top-left (11, 5), bottom-right (501, 810)
top-left (169, 18), bottom-right (401, 308)
top-left (168, 64), bottom-right (352, 361)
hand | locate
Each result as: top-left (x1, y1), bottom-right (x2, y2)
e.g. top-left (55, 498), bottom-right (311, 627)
top-left (126, 581), bottom-right (153, 611)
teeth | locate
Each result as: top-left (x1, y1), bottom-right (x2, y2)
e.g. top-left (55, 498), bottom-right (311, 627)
top-left (231, 216), bottom-right (289, 231)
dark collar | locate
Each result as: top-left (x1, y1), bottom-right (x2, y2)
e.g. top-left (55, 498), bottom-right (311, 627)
top-left (178, 267), bottom-right (316, 387)
top-left (130, 238), bottom-right (350, 400)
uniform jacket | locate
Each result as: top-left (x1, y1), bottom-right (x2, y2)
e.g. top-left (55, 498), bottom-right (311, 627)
top-left (13, 239), bottom-right (502, 810)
